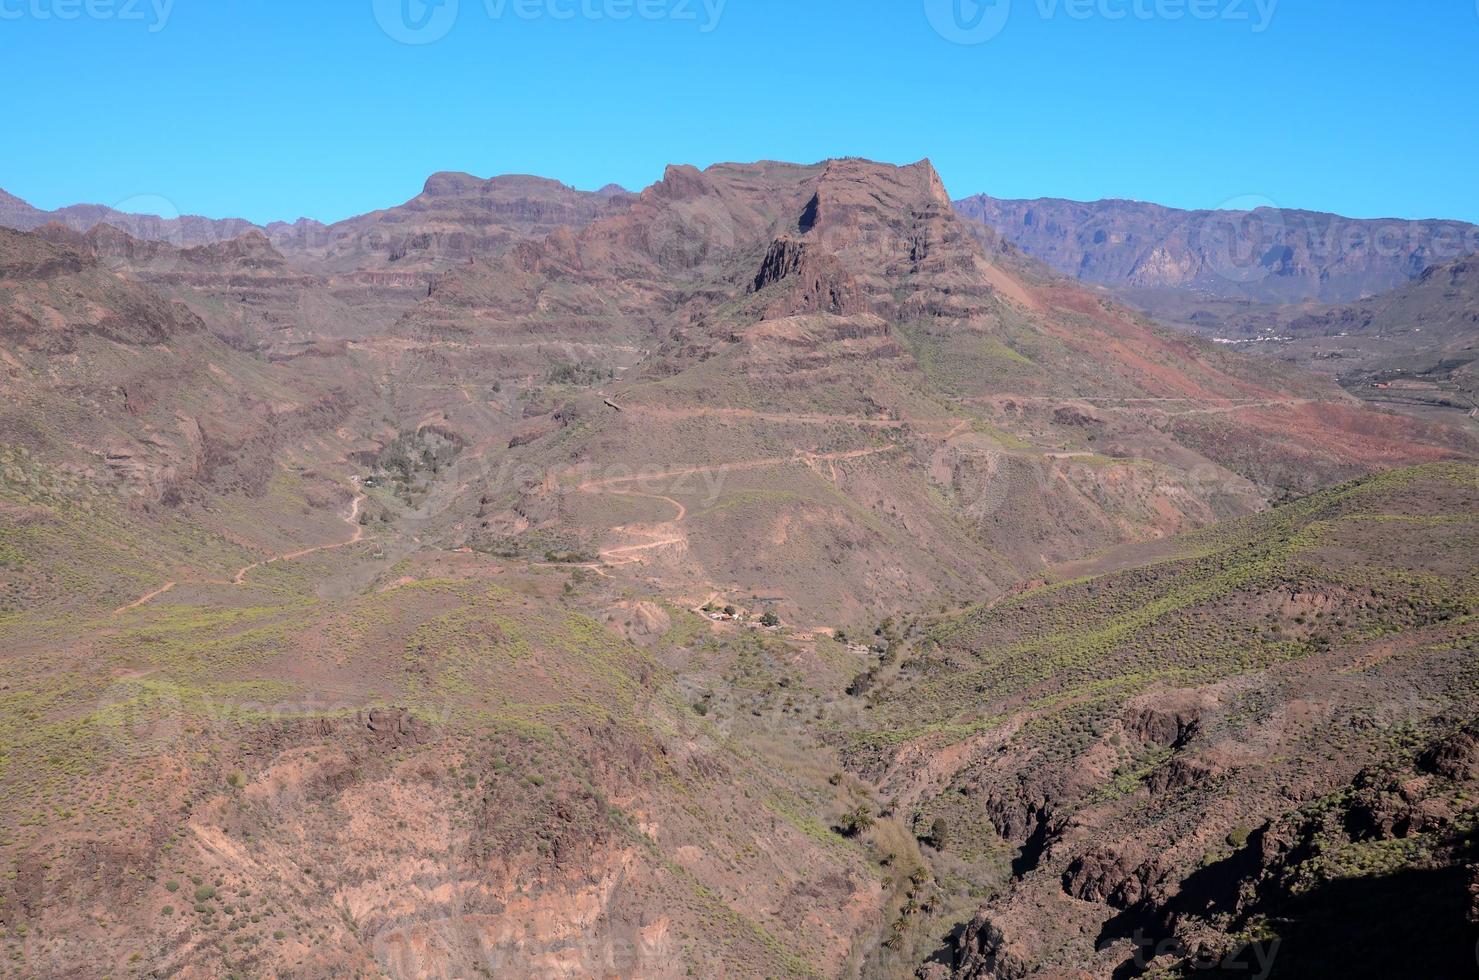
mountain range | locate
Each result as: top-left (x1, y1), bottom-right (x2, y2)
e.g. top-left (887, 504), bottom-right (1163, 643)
top-left (953, 192), bottom-right (1479, 305)
top-left (0, 175), bottom-right (636, 271)
top-left (952, 193), bottom-right (1479, 425)
top-left (0, 160), bottom-right (1474, 978)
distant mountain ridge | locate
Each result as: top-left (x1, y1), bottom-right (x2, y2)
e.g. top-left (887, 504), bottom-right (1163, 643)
top-left (954, 192), bottom-right (1479, 305)
top-left (14, 180), bottom-right (1475, 304)
top-left (0, 187), bottom-right (261, 248)
top-left (0, 174), bottom-right (637, 271)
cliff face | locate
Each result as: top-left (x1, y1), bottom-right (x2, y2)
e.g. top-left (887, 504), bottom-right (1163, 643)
top-left (0, 160), bottom-right (1474, 980)
top-left (955, 193), bottom-right (1479, 305)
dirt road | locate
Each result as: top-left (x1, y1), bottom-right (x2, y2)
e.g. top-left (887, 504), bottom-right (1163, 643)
top-left (114, 490), bottom-right (367, 614)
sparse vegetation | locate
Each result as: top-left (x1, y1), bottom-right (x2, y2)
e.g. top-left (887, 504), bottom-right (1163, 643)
top-left (834, 804), bottom-right (875, 839)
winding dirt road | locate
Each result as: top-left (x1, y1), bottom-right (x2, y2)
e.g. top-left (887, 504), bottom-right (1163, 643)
top-left (231, 492), bottom-right (367, 585)
top-left (614, 404), bottom-right (969, 435)
top-left (114, 490), bottom-right (368, 615)
top-left (573, 444), bottom-right (901, 567)
top-left (112, 581), bottom-right (177, 616)
top-left (962, 394), bottom-right (1322, 418)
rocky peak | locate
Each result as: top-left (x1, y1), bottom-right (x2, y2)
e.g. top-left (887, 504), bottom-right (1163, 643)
top-left (420, 172), bottom-right (586, 201)
top-left (419, 171), bottom-right (489, 197)
top-left (0, 188), bottom-right (49, 230)
top-left (649, 164), bottom-right (713, 203)
top-left (175, 229), bottom-right (289, 270)
top-left (749, 236), bottom-right (865, 317)
top-left (0, 225), bottom-right (91, 280)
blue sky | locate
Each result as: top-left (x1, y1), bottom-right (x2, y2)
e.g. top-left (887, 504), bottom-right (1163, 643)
top-left (2, 0), bottom-right (1476, 224)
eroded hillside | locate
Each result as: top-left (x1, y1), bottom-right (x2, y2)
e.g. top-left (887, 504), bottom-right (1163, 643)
top-left (0, 159), bottom-right (1475, 979)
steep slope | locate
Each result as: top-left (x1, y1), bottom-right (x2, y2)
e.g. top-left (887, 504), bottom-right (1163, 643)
top-left (954, 193), bottom-right (1479, 305)
top-left (373, 158), bottom-right (1471, 624)
top-left (0, 212), bottom-right (894, 972)
top-left (40, 222), bottom-right (426, 356)
top-left (0, 226), bottom-right (372, 497)
top-left (0, 175), bottom-right (641, 363)
top-left (0, 549), bottom-right (891, 978)
top-left (0, 226), bottom-right (385, 613)
top-left (837, 463), bottom-right (1478, 978)
top-left (957, 194), bottom-right (1479, 426)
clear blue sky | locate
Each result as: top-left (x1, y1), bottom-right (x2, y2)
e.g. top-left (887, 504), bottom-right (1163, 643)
top-left (2, 0), bottom-right (1476, 224)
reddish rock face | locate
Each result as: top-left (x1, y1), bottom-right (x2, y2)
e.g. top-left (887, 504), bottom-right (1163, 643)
top-left (0, 157), bottom-right (1473, 980)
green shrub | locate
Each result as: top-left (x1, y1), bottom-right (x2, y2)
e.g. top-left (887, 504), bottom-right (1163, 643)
top-left (835, 805), bottom-right (874, 838)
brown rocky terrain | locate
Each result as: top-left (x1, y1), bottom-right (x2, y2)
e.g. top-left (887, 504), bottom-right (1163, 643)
top-left (840, 463), bottom-right (1477, 979)
top-left (262, 173), bottom-right (638, 273)
top-left (0, 188), bottom-right (261, 248)
top-left (0, 159), bottom-right (1475, 979)
top-left (382, 157), bottom-right (1471, 621)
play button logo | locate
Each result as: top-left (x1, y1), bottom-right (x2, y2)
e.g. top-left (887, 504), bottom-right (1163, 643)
top-left (374, 0), bottom-right (460, 45)
top-left (925, 0), bottom-right (1012, 44)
